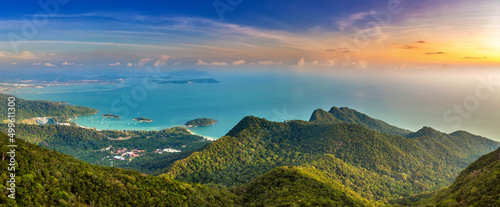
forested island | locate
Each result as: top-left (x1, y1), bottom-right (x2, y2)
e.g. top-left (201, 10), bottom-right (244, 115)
top-left (185, 118), bottom-right (217, 127)
top-left (133, 117), bottom-right (153, 122)
top-left (0, 93), bottom-right (98, 122)
top-left (102, 113), bottom-right (121, 119)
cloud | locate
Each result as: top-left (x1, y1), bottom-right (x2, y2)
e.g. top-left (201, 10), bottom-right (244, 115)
top-left (44, 62), bottom-right (55, 67)
top-left (32, 62), bottom-right (42, 65)
top-left (464, 56), bottom-right (487, 59)
top-left (136, 58), bottom-right (152, 66)
top-left (297, 58), bottom-right (306, 66)
top-left (172, 61), bottom-right (181, 65)
top-left (0, 51), bottom-right (37, 59)
top-left (326, 49), bottom-right (337, 52)
top-left (232, 60), bottom-right (245, 65)
top-left (337, 10), bottom-right (377, 31)
top-left (197, 59), bottom-right (228, 66)
top-left (127, 62), bottom-right (133, 67)
top-left (62, 61), bottom-right (75, 65)
top-left (258, 60), bottom-right (282, 65)
top-left (426, 52), bottom-right (446, 55)
top-left (109, 62), bottom-right (120, 66)
top-left (417, 41), bottom-right (427, 43)
top-left (311, 60), bottom-right (319, 66)
top-left (11, 62), bottom-right (16, 65)
top-left (154, 55), bottom-right (172, 66)
top-left (402, 45), bottom-right (417, 49)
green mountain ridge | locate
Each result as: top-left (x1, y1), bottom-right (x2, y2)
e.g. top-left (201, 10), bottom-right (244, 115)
top-left (166, 109), bottom-right (499, 203)
top-left (0, 133), bottom-right (236, 207)
top-left (310, 107), bottom-right (411, 136)
top-left (0, 94), bottom-right (98, 121)
top-left (422, 147), bottom-right (500, 206)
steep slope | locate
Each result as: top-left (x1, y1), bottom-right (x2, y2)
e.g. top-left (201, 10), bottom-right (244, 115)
top-left (237, 166), bottom-right (378, 207)
top-left (166, 114), bottom-right (499, 202)
top-left (422, 147), bottom-right (500, 206)
top-left (0, 133), bottom-right (236, 206)
top-left (310, 107), bottom-right (411, 136)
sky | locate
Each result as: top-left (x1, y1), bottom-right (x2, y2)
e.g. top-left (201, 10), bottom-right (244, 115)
top-left (0, 0), bottom-right (499, 70)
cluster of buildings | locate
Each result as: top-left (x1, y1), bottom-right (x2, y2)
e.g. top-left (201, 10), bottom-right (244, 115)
top-left (107, 147), bottom-right (145, 160)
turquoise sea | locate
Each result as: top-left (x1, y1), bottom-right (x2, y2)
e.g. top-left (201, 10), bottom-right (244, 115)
top-left (7, 69), bottom-right (500, 140)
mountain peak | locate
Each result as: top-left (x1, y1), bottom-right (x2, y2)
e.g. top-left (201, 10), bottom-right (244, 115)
top-left (407, 126), bottom-right (442, 138)
top-left (310, 106), bottom-right (411, 136)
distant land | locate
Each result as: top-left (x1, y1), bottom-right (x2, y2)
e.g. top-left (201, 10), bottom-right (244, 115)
top-left (185, 118), bottom-right (217, 127)
top-left (155, 78), bottom-right (219, 84)
top-left (133, 117), bottom-right (153, 122)
top-left (102, 113), bottom-right (121, 119)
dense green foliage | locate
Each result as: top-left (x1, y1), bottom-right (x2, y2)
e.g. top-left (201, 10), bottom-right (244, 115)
top-left (237, 166), bottom-right (376, 207)
top-left (0, 133), bottom-right (237, 206)
top-left (185, 118), bottom-right (217, 127)
top-left (0, 94), bottom-right (98, 121)
top-left (421, 147), bottom-right (500, 206)
top-left (0, 124), bottom-right (209, 173)
top-left (167, 112), bottom-right (499, 203)
top-left (310, 107), bottom-right (411, 136)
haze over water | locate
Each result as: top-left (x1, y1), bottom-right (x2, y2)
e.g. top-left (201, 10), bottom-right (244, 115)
top-left (8, 69), bottom-right (500, 141)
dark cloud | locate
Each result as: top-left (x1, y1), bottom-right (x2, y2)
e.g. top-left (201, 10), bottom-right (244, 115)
top-left (417, 41), bottom-right (426, 43)
top-left (326, 49), bottom-right (337, 52)
top-left (426, 52), bottom-right (446, 55)
top-left (464, 56), bottom-right (487, 59)
top-left (402, 45), bottom-right (417, 49)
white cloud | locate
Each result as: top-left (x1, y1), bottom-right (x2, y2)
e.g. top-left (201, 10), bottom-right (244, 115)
top-left (172, 61), bottom-right (181, 65)
top-left (153, 55), bottom-right (172, 66)
top-left (44, 62), bottom-right (55, 67)
top-left (109, 62), bottom-right (120, 66)
top-left (337, 10), bottom-right (377, 31)
top-left (297, 58), bottom-right (306, 66)
top-left (258, 60), bottom-right (283, 65)
top-left (62, 61), bottom-right (75, 65)
top-left (11, 62), bottom-right (16, 65)
top-left (232, 60), bottom-right (245, 65)
top-left (0, 51), bottom-right (37, 59)
top-left (197, 59), bottom-right (228, 66)
top-left (127, 62), bottom-right (133, 67)
top-left (311, 60), bottom-right (319, 66)
top-left (136, 58), bottom-right (152, 66)
top-left (32, 62), bottom-right (42, 65)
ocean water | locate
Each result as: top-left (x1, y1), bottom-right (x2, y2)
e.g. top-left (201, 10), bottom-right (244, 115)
top-left (7, 69), bottom-right (500, 141)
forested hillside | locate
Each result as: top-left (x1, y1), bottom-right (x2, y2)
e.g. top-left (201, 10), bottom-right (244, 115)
top-left (0, 94), bottom-right (98, 121)
top-left (310, 106), bottom-right (411, 136)
top-left (0, 124), bottom-right (209, 173)
top-left (421, 147), bottom-right (500, 206)
top-left (167, 111), bottom-right (499, 203)
top-left (0, 133), bottom-right (236, 207)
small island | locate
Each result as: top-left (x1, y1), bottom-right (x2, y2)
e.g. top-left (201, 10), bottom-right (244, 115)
top-left (133, 117), bottom-right (153, 122)
top-left (185, 118), bottom-right (217, 127)
top-left (103, 113), bottom-right (121, 119)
